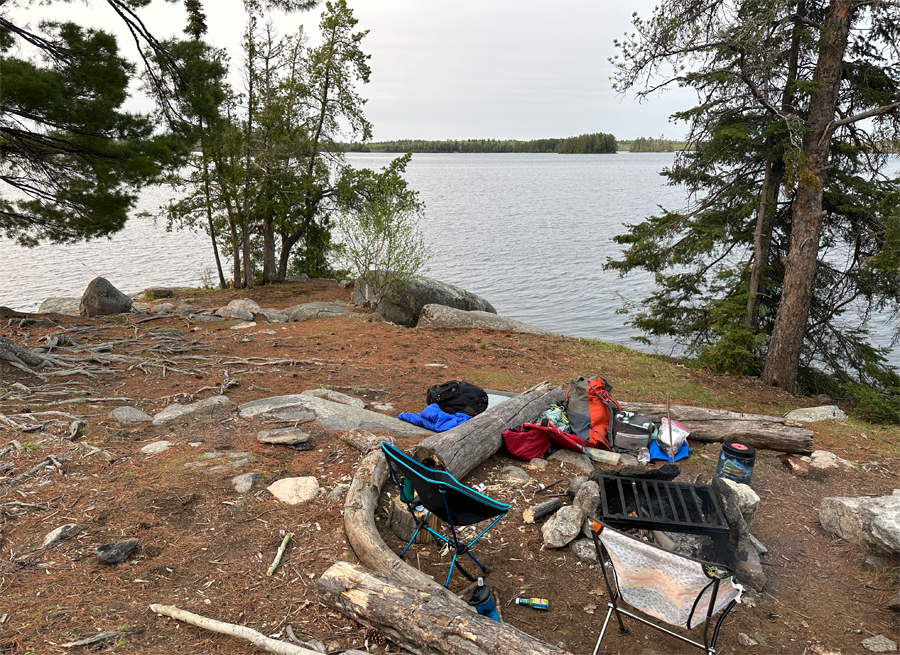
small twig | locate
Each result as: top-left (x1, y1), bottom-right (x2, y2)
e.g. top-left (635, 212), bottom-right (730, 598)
top-left (267, 532), bottom-right (293, 576)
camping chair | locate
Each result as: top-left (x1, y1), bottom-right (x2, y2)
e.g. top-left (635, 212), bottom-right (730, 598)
top-left (381, 441), bottom-right (510, 587)
top-left (590, 520), bottom-right (742, 655)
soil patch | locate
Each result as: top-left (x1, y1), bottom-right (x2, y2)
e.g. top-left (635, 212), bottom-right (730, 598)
top-left (1, 280), bottom-right (897, 654)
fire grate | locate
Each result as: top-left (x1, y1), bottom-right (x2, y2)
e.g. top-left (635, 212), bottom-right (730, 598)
top-left (596, 475), bottom-right (731, 562)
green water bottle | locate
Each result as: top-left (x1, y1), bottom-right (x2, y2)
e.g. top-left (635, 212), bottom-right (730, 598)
top-left (515, 597), bottom-right (549, 610)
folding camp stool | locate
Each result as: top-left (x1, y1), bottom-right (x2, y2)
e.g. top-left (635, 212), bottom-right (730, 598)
top-left (381, 441), bottom-right (510, 587)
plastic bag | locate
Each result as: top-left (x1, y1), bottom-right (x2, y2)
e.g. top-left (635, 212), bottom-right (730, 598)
top-left (658, 417), bottom-right (690, 457)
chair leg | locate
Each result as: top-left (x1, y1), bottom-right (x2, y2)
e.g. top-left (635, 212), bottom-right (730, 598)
top-left (592, 603), bottom-right (620, 655)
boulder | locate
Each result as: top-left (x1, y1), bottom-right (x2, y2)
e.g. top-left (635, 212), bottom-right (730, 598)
top-left (225, 298), bottom-right (261, 313)
top-left (541, 505), bottom-right (584, 548)
top-left (38, 297), bottom-right (80, 314)
top-left (239, 394), bottom-right (431, 437)
top-left (712, 476), bottom-right (766, 591)
top-left (215, 306), bottom-right (254, 321)
top-left (144, 286), bottom-right (172, 299)
top-left (353, 274), bottom-right (496, 328)
top-left (152, 395), bottom-right (232, 425)
top-left (416, 304), bottom-right (551, 335)
top-left (819, 490), bottom-right (900, 555)
top-left (807, 450), bottom-right (855, 470)
top-left (256, 427), bottom-right (311, 448)
top-left (285, 302), bottom-right (352, 322)
top-left (721, 477), bottom-right (760, 526)
top-left (79, 277), bottom-right (133, 317)
top-left (571, 538), bottom-right (599, 565)
top-left (301, 388), bottom-right (366, 409)
top-left (500, 465), bottom-right (531, 486)
top-left (547, 449), bottom-right (593, 473)
top-left (109, 406), bottom-right (153, 425)
top-left (862, 635), bottom-right (897, 653)
top-left (268, 477), bottom-right (320, 505)
top-left (96, 539), bottom-right (138, 564)
top-left (784, 405), bottom-right (847, 422)
top-left (259, 308), bottom-right (288, 323)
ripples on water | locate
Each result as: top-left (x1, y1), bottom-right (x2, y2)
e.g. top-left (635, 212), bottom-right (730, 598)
top-left (1, 152), bottom-right (895, 359)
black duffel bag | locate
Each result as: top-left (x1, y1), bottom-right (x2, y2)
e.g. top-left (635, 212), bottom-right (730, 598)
top-left (426, 380), bottom-right (489, 417)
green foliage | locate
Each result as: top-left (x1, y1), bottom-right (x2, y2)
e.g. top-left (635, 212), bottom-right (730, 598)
top-left (606, 0), bottom-right (900, 394)
top-left (335, 153), bottom-right (430, 307)
top-left (0, 13), bottom-right (182, 245)
top-left (351, 133), bottom-right (617, 154)
top-left (843, 382), bottom-right (900, 425)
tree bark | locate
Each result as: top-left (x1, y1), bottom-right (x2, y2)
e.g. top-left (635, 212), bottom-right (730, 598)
top-left (620, 402), bottom-right (814, 454)
top-left (762, 0), bottom-right (855, 392)
top-left (317, 561), bottom-right (574, 655)
top-left (412, 382), bottom-right (564, 479)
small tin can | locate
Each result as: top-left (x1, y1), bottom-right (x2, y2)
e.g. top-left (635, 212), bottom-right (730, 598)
top-left (715, 441), bottom-right (756, 484)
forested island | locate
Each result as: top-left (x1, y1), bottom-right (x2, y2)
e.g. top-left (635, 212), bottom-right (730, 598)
top-left (349, 132), bottom-right (617, 154)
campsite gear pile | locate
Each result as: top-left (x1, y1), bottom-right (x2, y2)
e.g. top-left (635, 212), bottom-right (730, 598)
top-left (502, 374), bottom-right (691, 462)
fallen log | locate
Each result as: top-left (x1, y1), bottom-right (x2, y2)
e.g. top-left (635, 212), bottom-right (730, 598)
top-left (523, 498), bottom-right (562, 524)
top-left (620, 402), bottom-right (814, 454)
top-left (343, 384), bottom-right (562, 602)
top-left (413, 381), bottom-right (564, 479)
top-left (318, 561), bottom-right (573, 655)
top-left (343, 448), bottom-right (468, 603)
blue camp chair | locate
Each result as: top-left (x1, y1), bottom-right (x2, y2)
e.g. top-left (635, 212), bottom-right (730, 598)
top-left (381, 441), bottom-right (510, 587)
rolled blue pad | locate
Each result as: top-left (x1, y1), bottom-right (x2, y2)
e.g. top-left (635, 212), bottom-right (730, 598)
top-left (648, 438), bottom-right (690, 461)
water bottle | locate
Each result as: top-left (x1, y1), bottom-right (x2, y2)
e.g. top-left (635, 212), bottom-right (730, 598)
top-left (638, 446), bottom-right (650, 465)
top-left (515, 597), bottom-right (550, 610)
top-left (468, 577), bottom-right (500, 621)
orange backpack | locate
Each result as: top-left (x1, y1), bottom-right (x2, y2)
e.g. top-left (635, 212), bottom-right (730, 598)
top-left (564, 375), bottom-right (621, 450)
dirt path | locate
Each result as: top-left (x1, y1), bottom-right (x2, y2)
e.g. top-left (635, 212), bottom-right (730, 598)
top-left (0, 280), bottom-right (896, 655)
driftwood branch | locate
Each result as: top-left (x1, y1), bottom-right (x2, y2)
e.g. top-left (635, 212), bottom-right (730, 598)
top-left (318, 562), bottom-right (573, 655)
top-left (620, 402), bottom-right (815, 454)
top-left (149, 604), bottom-right (363, 655)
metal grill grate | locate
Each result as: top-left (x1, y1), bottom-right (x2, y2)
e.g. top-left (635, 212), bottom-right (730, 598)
top-left (597, 475), bottom-right (731, 561)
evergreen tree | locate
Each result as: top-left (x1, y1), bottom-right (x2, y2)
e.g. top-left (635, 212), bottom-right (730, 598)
top-left (607, 0), bottom-right (899, 395)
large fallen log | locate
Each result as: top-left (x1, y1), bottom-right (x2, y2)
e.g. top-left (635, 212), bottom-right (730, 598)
top-left (620, 402), bottom-right (814, 454)
top-left (413, 381), bottom-right (564, 479)
top-left (318, 561), bottom-right (573, 655)
top-left (342, 384), bottom-right (562, 605)
top-left (343, 448), bottom-right (468, 603)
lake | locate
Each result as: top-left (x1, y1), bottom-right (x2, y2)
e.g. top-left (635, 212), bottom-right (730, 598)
top-left (0, 152), bottom-right (895, 359)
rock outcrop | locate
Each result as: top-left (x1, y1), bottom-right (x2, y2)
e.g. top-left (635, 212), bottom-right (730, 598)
top-left (417, 304), bottom-right (551, 334)
top-left (353, 274), bottom-right (496, 328)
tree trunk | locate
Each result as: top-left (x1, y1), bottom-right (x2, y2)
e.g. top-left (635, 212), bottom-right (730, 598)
top-left (412, 382), bottom-right (564, 479)
top-left (317, 561), bottom-right (574, 655)
top-left (745, 155), bottom-right (781, 328)
top-left (262, 212), bottom-right (277, 284)
top-left (620, 402), bottom-right (814, 454)
top-left (762, 0), bottom-right (854, 392)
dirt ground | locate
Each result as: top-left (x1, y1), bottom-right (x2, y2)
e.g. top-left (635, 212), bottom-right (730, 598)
top-left (0, 280), bottom-right (897, 655)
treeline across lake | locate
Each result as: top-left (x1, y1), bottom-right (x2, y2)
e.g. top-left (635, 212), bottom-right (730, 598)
top-left (617, 137), bottom-right (687, 152)
top-left (349, 132), bottom-right (617, 154)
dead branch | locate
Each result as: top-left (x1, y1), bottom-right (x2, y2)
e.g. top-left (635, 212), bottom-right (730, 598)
top-left (148, 604), bottom-right (359, 655)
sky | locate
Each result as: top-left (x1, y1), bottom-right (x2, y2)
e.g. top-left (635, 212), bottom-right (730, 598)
top-left (7, 0), bottom-right (695, 142)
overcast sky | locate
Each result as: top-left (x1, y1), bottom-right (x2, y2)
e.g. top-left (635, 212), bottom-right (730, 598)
top-left (12, 0), bottom-right (694, 141)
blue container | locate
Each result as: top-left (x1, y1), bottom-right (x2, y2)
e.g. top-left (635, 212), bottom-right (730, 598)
top-left (468, 577), bottom-right (500, 622)
top-left (715, 441), bottom-right (756, 484)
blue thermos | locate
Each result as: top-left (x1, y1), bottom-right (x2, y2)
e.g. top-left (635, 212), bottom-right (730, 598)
top-left (468, 577), bottom-right (500, 621)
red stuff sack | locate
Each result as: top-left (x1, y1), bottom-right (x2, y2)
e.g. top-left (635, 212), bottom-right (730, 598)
top-left (502, 419), bottom-right (586, 461)
top-left (564, 375), bottom-right (621, 450)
